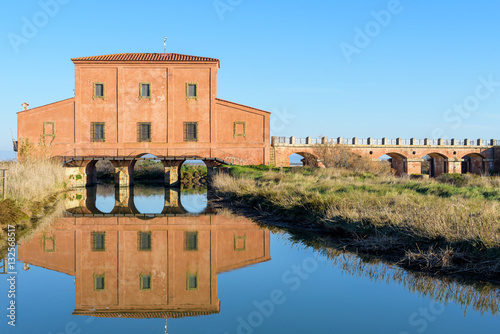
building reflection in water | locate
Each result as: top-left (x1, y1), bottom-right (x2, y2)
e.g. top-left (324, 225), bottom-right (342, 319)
top-left (18, 186), bottom-right (271, 319)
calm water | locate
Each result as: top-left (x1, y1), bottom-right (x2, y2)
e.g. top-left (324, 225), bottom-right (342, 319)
top-left (1, 185), bottom-right (499, 333)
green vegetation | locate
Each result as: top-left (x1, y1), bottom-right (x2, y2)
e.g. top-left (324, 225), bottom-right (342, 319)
top-left (213, 165), bottom-right (500, 282)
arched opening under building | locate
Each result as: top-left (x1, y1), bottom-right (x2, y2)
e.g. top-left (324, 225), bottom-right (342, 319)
top-left (378, 153), bottom-right (407, 176)
top-left (94, 160), bottom-right (115, 184)
top-left (132, 185), bottom-right (166, 214)
top-left (288, 152), bottom-right (319, 167)
top-left (181, 158), bottom-right (208, 188)
top-left (427, 153), bottom-right (448, 177)
top-left (461, 153), bottom-right (485, 175)
top-left (133, 154), bottom-right (163, 183)
top-left (92, 184), bottom-right (115, 213)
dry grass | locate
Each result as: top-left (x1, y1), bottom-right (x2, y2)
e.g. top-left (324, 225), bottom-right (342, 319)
top-left (213, 166), bottom-right (500, 280)
top-left (0, 158), bottom-right (66, 207)
top-left (214, 168), bottom-right (500, 247)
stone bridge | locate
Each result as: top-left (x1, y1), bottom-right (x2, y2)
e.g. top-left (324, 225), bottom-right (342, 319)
top-left (271, 136), bottom-right (500, 177)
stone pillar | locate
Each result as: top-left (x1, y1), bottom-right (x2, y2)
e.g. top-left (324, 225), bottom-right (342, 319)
top-left (438, 138), bottom-right (443, 146)
top-left (352, 137), bottom-right (358, 145)
top-left (64, 187), bottom-right (87, 211)
top-left (306, 136), bottom-right (312, 145)
top-left (367, 137), bottom-right (373, 145)
top-left (406, 159), bottom-right (423, 175)
top-left (165, 189), bottom-right (179, 207)
top-left (484, 159), bottom-right (495, 176)
top-left (322, 137), bottom-right (328, 145)
top-left (111, 160), bottom-right (135, 187)
top-left (64, 160), bottom-right (95, 188)
top-left (115, 186), bottom-right (130, 208)
top-left (382, 137), bottom-right (387, 145)
top-left (337, 137), bottom-right (343, 144)
top-left (162, 160), bottom-right (183, 187)
top-left (65, 167), bottom-right (87, 188)
top-left (410, 138), bottom-right (415, 146)
top-left (446, 159), bottom-right (463, 174)
top-left (431, 156), bottom-right (448, 176)
top-left (396, 138), bottom-right (402, 145)
top-left (290, 136), bottom-right (295, 144)
top-left (424, 138), bottom-right (430, 146)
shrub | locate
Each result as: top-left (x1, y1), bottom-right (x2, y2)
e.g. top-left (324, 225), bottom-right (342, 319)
top-left (437, 173), bottom-right (469, 186)
top-left (313, 143), bottom-right (392, 175)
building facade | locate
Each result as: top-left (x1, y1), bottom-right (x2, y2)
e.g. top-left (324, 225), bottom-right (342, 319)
top-left (17, 53), bottom-right (270, 166)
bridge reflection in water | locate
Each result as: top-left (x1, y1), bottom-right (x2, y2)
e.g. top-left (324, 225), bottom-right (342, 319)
top-left (18, 186), bottom-right (271, 319)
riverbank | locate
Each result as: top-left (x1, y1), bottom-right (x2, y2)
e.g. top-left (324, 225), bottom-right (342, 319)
top-left (212, 166), bottom-right (500, 283)
top-left (0, 158), bottom-right (67, 257)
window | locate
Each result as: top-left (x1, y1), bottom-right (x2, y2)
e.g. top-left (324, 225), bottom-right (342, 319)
top-left (92, 232), bottom-right (106, 252)
top-left (186, 82), bottom-right (198, 100)
top-left (185, 231), bottom-right (198, 251)
top-left (91, 122), bottom-right (105, 142)
top-left (186, 272), bottom-right (198, 290)
top-left (234, 234), bottom-right (247, 251)
top-left (234, 121), bottom-right (246, 138)
top-left (94, 274), bottom-right (105, 291)
top-left (137, 122), bottom-right (152, 142)
top-left (43, 122), bottom-right (55, 139)
top-left (139, 82), bottom-right (151, 99)
top-left (184, 122), bottom-right (198, 142)
top-left (140, 274), bottom-right (152, 290)
top-left (138, 232), bottom-right (152, 251)
top-left (43, 234), bottom-right (56, 253)
top-left (93, 82), bottom-right (105, 99)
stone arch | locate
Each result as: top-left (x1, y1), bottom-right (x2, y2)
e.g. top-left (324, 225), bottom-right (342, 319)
top-left (426, 153), bottom-right (449, 177)
top-left (289, 151), bottom-right (320, 167)
top-left (379, 153), bottom-right (408, 176)
top-left (461, 153), bottom-right (485, 175)
top-left (179, 158), bottom-right (208, 187)
top-left (84, 160), bottom-right (98, 185)
top-left (93, 160), bottom-right (115, 184)
top-left (132, 153), bottom-right (162, 183)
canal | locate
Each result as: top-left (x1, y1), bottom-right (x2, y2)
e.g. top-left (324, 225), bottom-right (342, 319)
top-left (0, 185), bottom-right (498, 333)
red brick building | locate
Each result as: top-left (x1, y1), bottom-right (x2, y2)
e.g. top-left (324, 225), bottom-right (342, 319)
top-left (17, 53), bottom-right (270, 185)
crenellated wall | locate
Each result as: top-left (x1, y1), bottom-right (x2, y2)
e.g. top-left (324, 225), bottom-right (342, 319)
top-left (272, 136), bottom-right (498, 176)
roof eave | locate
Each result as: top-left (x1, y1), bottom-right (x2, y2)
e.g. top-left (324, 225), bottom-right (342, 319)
top-left (71, 59), bottom-right (220, 68)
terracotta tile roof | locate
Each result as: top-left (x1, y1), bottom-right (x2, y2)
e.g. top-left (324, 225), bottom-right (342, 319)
top-left (73, 310), bottom-right (220, 319)
top-left (71, 53), bottom-right (219, 63)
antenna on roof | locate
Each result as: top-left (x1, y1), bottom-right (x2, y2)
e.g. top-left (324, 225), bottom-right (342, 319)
top-left (164, 37), bottom-right (167, 55)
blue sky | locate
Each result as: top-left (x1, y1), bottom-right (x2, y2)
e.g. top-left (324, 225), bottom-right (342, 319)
top-left (1, 0), bottom-right (499, 156)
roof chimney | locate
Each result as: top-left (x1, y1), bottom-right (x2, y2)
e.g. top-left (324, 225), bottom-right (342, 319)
top-left (22, 102), bottom-right (29, 111)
